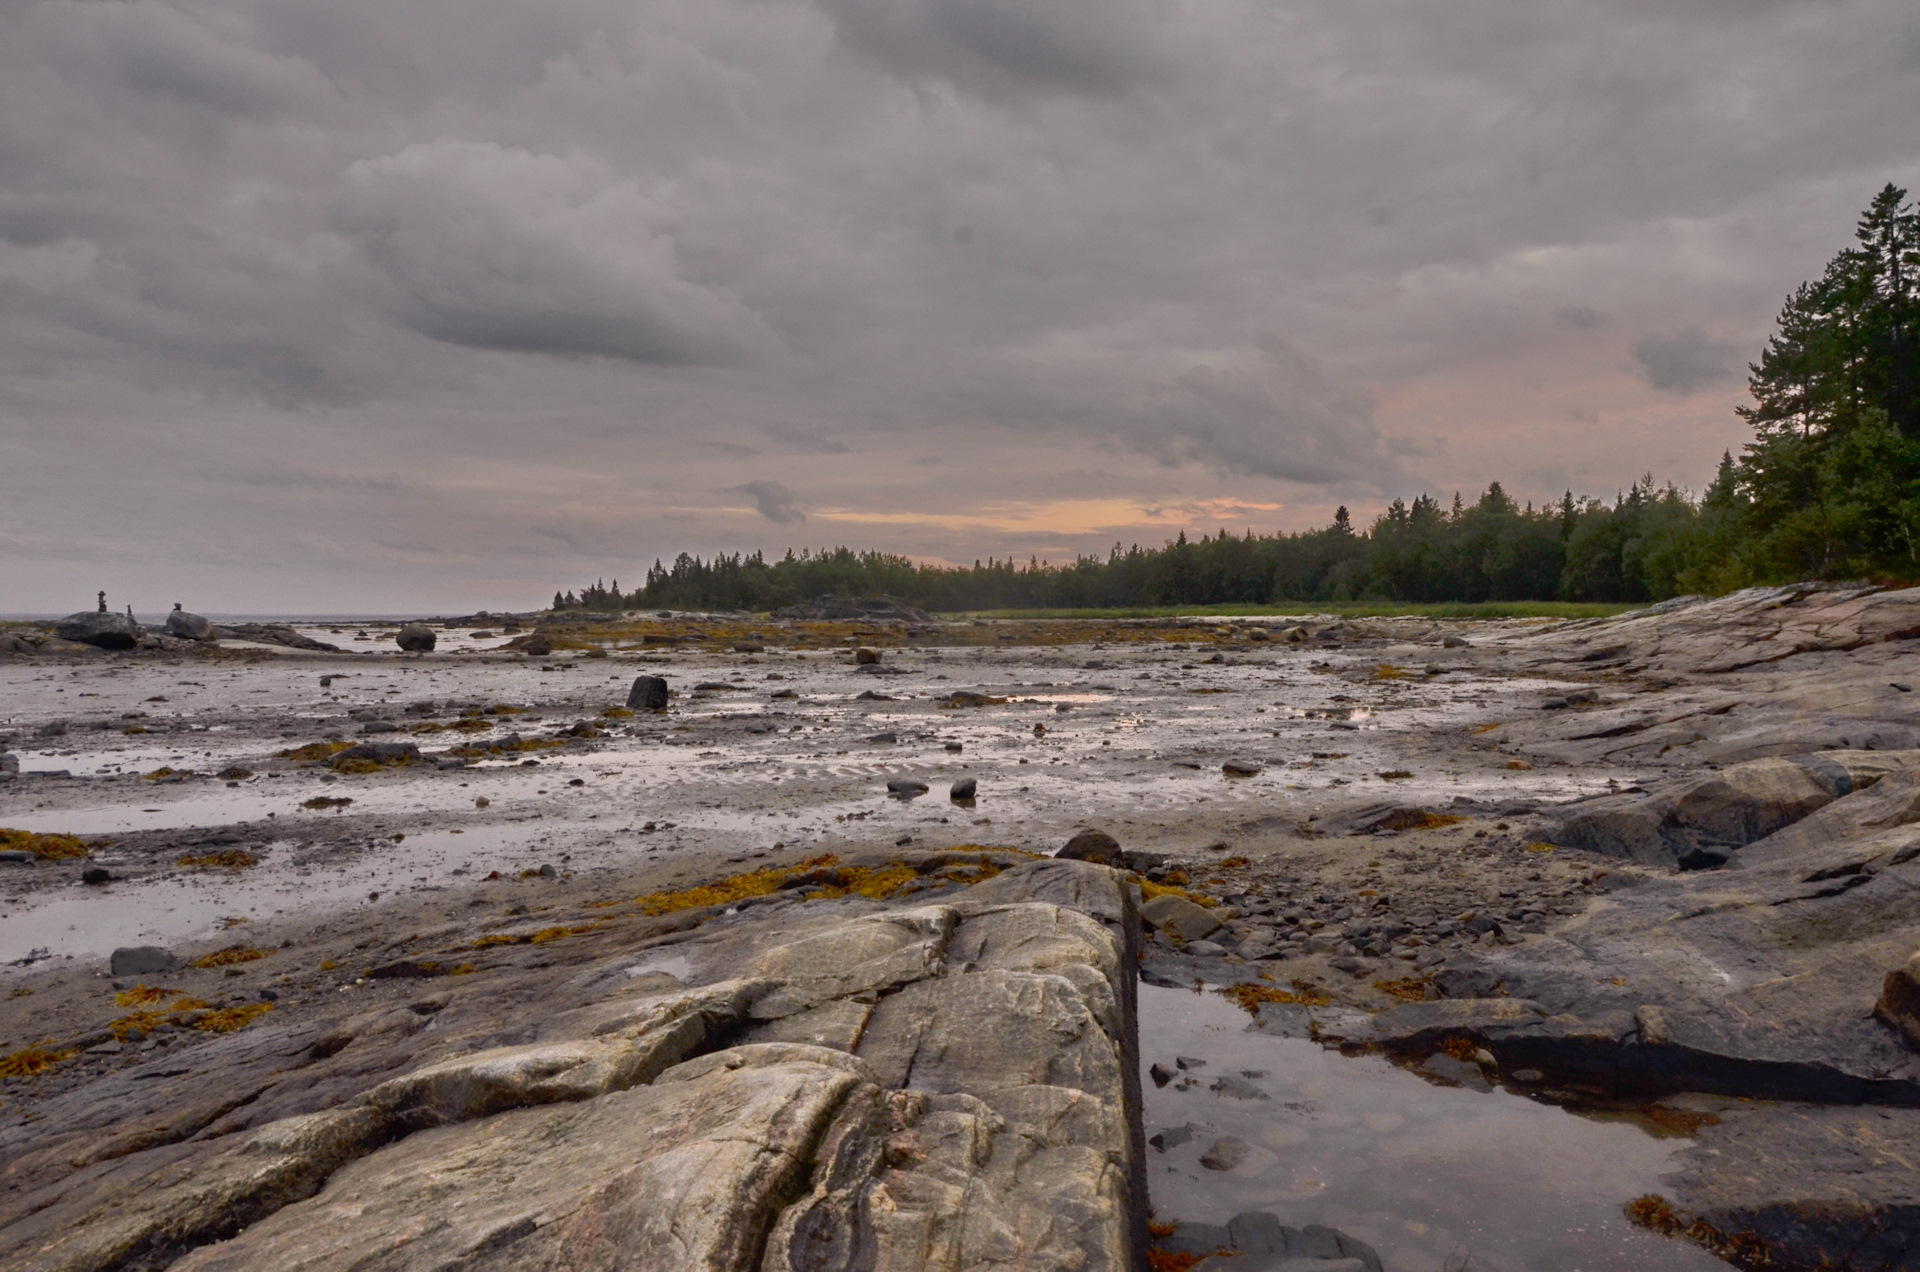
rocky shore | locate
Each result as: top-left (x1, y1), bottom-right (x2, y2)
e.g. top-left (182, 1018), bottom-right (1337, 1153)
top-left (5, 584), bottom-right (1920, 1269)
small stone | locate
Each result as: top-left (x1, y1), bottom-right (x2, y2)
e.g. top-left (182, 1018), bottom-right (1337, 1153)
top-left (1416, 1053), bottom-right (1492, 1092)
top-left (1185, 939), bottom-right (1230, 957)
top-left (950, 778), bottom-right (977, 801)
top-left (1209, 1074), bottom-right (1267, 1100)
top-left (1198, 1136), bottom-right (1250, 1171)
top-left (1149, 1124), bottom-right (1194, 1152)
top-left (1443, 635), bottom-right (1470, 648)
top-left (1149, 1062), bottom-right (1175, 1087)
top-left (854, 647), bottom-right (881, 665)
top-left (885, 778), bottom-right (929, 797)
top-left (867, 731), bottom-right (899, 744)
top-left (1874, 951), bottom-right (1920, 1050)
top-left (1222, 759), bottom-right (1264, 777)
top-left (81, 867), bottom-right (115, 885)
top-left (538, 864), bottom-right (558, 879)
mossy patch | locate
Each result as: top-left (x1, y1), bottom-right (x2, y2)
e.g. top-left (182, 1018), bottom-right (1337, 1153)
top-left (1373, 975), bottom-right (1436, 1002)
top-left (195, 1001), bottom-right (274, 1033)
top-left (191, 945), bottom-right (269, 969)
top-left (1217, 981), bottom-right (1333, 1015)
top-left (0, 1043), bottom-right (76, 1079)
top-left (276, 741), bottom-right (353, 762)
top-left (177, 849), bottom-right (258, 868)
top-left (0, 828), bottom-right (90, 860)
top-left (472, 921), bottom-right (605, 949)
top-left (635, 854), bottom-right (839, 915)
top-left (113, 984), bottom-right (176, 1008)
top-left (1137, 877), bottom-right (1219, 907)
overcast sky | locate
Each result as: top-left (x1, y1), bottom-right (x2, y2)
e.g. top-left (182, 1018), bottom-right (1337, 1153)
top-left (3, 0), bottom-right (1917, 612)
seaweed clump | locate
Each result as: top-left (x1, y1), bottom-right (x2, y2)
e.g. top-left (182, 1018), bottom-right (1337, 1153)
top-left (0, 828), bottom-right (90, 860)
top-left (177, 849), bottom-right (258, 869)
top-left (1218, 981), bottom-right (1333, 1016)
top-left (191, 946), bottom-right (270, 969)
top-left (0, 1043), bottom-right (77, 1079)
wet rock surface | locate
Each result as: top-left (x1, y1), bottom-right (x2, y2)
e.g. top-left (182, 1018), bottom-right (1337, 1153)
top-left (9, 584), bottom-right (1920, 1269)
top-left (0, 856), bottom-right (1145, 1272)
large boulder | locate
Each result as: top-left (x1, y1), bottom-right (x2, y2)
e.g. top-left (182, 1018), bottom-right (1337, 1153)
top-left (394, 623), bottom-right (435, 652)
top-left (55, 610), bottom-right (140, 650)
top-left (164, 606), bottom-right (213, 641)
top-left (627, 675), bottom-right (670, 711)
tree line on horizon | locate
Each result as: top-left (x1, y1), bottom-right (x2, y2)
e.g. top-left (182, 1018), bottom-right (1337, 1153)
top-left (555, 185), bottom-right (1920, 614)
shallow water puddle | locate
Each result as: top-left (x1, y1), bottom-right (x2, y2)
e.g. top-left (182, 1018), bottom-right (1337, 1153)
top-left (1138, 984), bottom-right (1727, 1272)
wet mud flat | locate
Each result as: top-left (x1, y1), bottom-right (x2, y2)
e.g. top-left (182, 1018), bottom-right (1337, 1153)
top-left (6, 586), bottom-right (1920, 1270)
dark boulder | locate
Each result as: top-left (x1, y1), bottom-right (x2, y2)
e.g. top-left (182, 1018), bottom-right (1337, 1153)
top-left (395, 623), bottom-right (436, 652)
top-left (110, 946), bottom-right (179, 977)
top-left (55, 611), bottom-right (140, 650)
top-left (522, 632), bottom-right (553, 657)
top-left (950, 778), bottom-right (977, 801)
top-left (1057, 828), bottom-right (1124, 868)
top-left (627, 676), bottom-right (670, 711)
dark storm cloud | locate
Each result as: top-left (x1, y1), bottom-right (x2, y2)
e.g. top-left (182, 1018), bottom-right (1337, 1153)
top-left (815, 0), bottom-right (1169, 97)
top-left (735, 480), bottom-right (807, 524)
top-left (1, 0), bottom-right (1918, 608)
top-left (1631, 328), bottom-right (1746, 395)
top-left (333, 141), bottom-right (774, 364)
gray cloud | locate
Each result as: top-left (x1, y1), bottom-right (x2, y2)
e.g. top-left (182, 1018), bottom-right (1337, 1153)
top-left (735, 480), bottom-right (807, 525)
top-left (1, 0), bottom-right (1917, 608)
top-left (1554, 306), bottom-right (1608, 330)
top-left (816, 0), bottom-right (1169, 97)
top-left (1631, 327), bottom-right (1745, 394)
top-left (334, 141), bottom-right (773, 364)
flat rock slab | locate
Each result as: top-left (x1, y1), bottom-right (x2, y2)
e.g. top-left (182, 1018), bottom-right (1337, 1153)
top-left (173, 1048), bottom-right (859, 1272)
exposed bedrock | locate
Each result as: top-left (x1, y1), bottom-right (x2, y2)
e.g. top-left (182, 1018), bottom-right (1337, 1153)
top-left (1547, 749), bottom-right (1920, 869)
top-left (0, 858), bottom-right (1146, 1272)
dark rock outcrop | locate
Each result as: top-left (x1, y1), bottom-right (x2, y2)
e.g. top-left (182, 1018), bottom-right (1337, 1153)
top-left (55, 611), bottom-right (140, 650)
top-left (1549, 750), bottom-right (1918, 868)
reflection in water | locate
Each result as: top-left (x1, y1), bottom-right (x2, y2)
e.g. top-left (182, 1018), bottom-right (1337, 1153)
top-left (1138, 985), bottom-right (1728, 1272)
